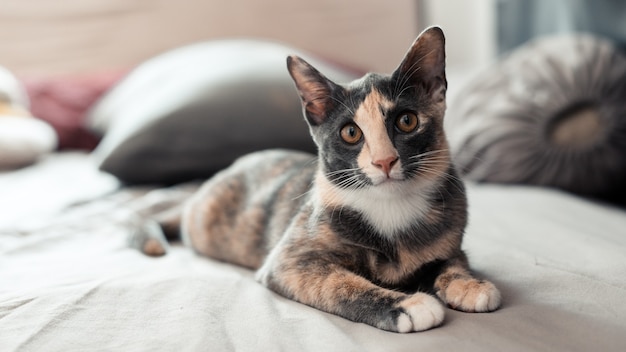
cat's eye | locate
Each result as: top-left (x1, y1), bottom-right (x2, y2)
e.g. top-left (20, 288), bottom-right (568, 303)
top-left (395, 112), bottom-right (419, 133)
top-left (340, 123), bottom-right (363, 144)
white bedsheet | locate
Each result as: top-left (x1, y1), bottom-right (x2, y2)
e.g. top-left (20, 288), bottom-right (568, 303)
top-left (1, 153), bottom-right (625, 351)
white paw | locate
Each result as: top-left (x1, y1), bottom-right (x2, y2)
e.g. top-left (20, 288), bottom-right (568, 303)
top-left (396, 293), bottom-right (445, 333)
top-left (439, 279), bottom-right (501, 312)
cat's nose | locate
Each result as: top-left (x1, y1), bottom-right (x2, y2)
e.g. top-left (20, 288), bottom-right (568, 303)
top-left (372, 156), bottom-right (399, 176)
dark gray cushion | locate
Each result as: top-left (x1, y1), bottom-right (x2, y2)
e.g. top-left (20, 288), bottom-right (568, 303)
top-left (88, 39), bottom-right (359, 184)
top-left (446, 34), bottom-right (626, 204)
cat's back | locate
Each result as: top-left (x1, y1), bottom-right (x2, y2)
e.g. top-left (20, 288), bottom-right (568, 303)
top-left (229, 149), bottom-right (316, 182)
top-left (182, 149), bottom-right (317, 268)
top-left (190, 148), bottom-right (317, 209)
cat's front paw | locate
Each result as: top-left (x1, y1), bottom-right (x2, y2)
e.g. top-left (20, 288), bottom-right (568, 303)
top-left (393, 293), bottom-right (445, 333)
top-left (437, 278), bottom-right (501, 312)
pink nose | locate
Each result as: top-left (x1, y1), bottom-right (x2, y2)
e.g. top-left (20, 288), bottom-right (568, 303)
top-left (372, 156), bottom-right (399, 176)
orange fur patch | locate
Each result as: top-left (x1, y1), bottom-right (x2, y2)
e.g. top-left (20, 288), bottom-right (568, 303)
top-left (353, 89), bottom-right (398, 175)
top-left (372, 231), bottom-right (461, 285)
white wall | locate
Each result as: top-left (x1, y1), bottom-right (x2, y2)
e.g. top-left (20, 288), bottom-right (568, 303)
top-left (420, 0), bottom-right (497, 69)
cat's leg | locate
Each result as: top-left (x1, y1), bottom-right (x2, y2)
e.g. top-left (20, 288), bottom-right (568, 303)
top-left (433, 252), bottom-right (501, 312)
top-left (256, 254), bottom-right (445, 333)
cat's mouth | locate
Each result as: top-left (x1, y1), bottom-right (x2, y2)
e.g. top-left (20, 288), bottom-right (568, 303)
top-left (324, 167), bottom-right (406, 190)
top-left (368, 171), bottom-right (406, 187)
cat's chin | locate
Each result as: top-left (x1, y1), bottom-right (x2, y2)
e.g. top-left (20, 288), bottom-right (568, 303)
top-left (367, 173), bottom-right (440, 197)
top-left (369, 173), bottom-right (406, 187)
top-left (370, 178), bottom-right (407, 193)
top-left (374, 178), bottom-right (403, 186)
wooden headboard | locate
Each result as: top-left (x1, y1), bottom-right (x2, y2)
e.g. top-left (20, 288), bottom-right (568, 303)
top-left (0, 0), bottom-right (419, 76)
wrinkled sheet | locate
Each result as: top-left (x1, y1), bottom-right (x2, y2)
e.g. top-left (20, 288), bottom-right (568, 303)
top-left (1, 153), bottom-right (625, 351)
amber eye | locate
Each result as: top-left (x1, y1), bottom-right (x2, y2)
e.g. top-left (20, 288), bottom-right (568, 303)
top-left (340, 123), bottom-right (363, 144)
top-left (396, 112), bottom-right (419, 133)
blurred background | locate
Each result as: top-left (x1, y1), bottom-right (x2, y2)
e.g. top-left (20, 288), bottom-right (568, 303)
top-left (2, 0), bottom-right (624, 76)
top-left (0, 0), bottom-right (624, 151)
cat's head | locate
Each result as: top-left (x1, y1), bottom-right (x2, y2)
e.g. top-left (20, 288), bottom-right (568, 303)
top-left (287, 27), bottom-right (449, 192)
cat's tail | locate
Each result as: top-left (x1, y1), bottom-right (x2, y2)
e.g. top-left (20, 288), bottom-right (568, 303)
top-left (128, 207), bottom-right (182, 256)
top-left (127, 183), bottom-right (198, 256)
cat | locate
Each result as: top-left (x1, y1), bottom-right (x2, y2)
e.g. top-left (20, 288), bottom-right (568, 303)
top-left (134, 26), bottom-right (501, 333)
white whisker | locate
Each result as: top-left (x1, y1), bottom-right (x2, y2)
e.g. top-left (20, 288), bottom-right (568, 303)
top-left (409, 149), bottom-right (449, 160)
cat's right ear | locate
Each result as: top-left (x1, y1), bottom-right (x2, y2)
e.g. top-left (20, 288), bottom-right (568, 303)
top-left (287, 56), bottom-right (339, 126)
top-left (393, 26), bottom-right (447, 104)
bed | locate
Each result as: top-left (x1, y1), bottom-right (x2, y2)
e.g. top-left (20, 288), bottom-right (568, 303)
top-left (1, 152), bottom-right (625, 351)
top-left (2, 2), bottom-right (626, 351)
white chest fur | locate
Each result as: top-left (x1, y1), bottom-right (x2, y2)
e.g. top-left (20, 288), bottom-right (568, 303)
top-left (316, 175), bottom-right (435, 237)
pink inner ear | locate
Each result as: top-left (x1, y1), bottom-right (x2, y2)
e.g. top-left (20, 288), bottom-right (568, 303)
top-left (288, 58), bottom-right (334, 125)
top-left (305, 99), bottom-right (327, 122)
top-left (401, 46), bottom-right (444, 83)
top-left (301, 81), bottom-right (331, 116)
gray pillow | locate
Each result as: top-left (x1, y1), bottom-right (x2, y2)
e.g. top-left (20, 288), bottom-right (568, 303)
top-left (88, 39), bottom-right (359, 184)
top-left (446, 34), bottom-right (626, 204)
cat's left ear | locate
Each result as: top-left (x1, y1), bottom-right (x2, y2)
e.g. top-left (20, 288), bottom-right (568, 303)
top-left (392, 26), bottom-right (447, 103)
top-left (287, 56), bottom-right (342, 126)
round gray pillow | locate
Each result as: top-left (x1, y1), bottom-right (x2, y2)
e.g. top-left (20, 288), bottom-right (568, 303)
top-left (446, 34), bottom-right (626, 204)
top-left (88, 39), bottom-right (359, 184)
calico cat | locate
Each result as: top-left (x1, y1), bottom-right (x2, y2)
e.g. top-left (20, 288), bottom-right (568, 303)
top-left (136, 26), bottom-right (501, 333)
